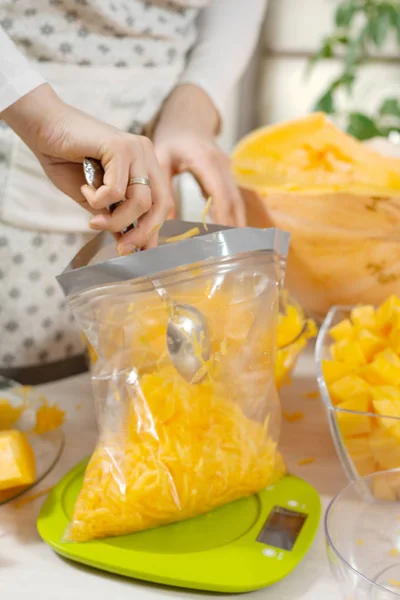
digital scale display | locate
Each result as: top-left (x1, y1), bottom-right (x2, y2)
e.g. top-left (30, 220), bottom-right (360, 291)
top-left (257, 506), bottom-right (307, 551)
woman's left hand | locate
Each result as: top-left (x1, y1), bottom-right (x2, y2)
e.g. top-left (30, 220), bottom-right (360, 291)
top-left (152, 84), bottom-right (246, 227)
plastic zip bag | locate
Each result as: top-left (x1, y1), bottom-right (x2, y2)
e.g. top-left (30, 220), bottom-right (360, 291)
top-left (58, 221), bottom-right (290, 541)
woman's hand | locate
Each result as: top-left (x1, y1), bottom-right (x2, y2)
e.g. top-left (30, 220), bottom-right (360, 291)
top-left (152, 84), bottom-right (246, 227)
top-left (1, 84), bottom-right (173, 254)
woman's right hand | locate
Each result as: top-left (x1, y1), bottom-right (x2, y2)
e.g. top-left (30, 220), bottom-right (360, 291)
top-left (1, 84), bottom-right (173, 254)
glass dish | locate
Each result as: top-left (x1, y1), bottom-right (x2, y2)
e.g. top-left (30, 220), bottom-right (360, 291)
top-left (326, 469), bottom-right (400, 599)
top-left (316, 306), bottom-right (400, 483)
top-left (0, 377), bottom-right (64, 505)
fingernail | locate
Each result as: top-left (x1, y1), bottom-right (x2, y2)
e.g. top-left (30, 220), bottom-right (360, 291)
top-left (89, 221), bottom-right (102, 230)
top-left (118, 243), bottom-right (136, 256)
top-left (90, 215), bottom-right (108, 228)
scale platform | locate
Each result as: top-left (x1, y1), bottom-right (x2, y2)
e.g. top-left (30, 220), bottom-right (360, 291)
top-left (37, 459), bottom-right (321, 593)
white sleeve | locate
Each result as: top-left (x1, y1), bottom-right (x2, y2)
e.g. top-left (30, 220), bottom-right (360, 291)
top-left (179, 0), bottom-right (269, 118)
top-left (0, 27), bottom-right (46, 114)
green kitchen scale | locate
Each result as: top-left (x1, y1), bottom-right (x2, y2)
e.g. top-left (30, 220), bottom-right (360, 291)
top-left (37, 460), bottom-right (321, 593)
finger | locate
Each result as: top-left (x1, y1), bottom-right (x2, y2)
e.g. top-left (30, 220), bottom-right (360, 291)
top-left (90, 147), bottom-right (153, 233)
top-left (87, 146), bottom-right (131, 211)
top-left (90, 186), bottom-right (152, 233)
top-left (116, 208), bottom-right (162, 255)
top-left (187, 153), bottom-right (239, 227)
top-left (80, 184), bottom-right (107, 219)
top-left (142, 229), bottom-right (159, 250)
top-left (117, 152), bottom-right (172, 254)
top-left (156, 152), bottom-right (178, 219)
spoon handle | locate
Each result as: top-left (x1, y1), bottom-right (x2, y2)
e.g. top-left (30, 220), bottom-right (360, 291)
top-left (82, 157), bottom-right (136, 234)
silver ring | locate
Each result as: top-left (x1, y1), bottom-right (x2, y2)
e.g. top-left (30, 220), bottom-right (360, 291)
top-left (128, 176), bottom-right (151, 188)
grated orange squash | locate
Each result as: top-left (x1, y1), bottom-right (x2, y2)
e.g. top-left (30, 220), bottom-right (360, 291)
top-left (165, 227), bottom-right (201, 243)
top-left (33, 401), bottom-right (65, 435)
top-left (283, 411), bottom-right (304, 423)
top-left (68, 365), bottom-right (281, 542)
top-left (202, 196), bottom-right (213, 231)
top-left (297, 457), bottom-right (316, 466)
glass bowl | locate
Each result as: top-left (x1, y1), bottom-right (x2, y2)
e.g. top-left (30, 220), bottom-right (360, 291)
top-left (239, 187), bottom-right (400, 323)
top-left (0, 377), bottom-right (64, 505)
top-left (275, 294), bottom-right (316, 389)
top-left (316, 306), bottom-right (400, 483)
top-left (326, 469), bottom-right (400, 599)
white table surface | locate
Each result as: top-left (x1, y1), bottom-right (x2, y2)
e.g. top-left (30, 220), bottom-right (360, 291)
top-left (0, 344), bottom-right (348, 599)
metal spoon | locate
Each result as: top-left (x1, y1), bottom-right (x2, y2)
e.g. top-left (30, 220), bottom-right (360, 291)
top-left (83, 158), bottom-right (211, 383)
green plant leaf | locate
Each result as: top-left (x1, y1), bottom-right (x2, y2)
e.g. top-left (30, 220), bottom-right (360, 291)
top-left (369, 6), bottom-right (392, 47)
top-left (314, 89), bottom-right (335, 114)
top-left (339, 71), bottom-right (356, 93)
top-left (379, 98), bottom-right (400, 118)
top-left (335, 0), bottom-right (357, 27)
top-left (347, 112), bottom-right (381, 140)
top-left (307, 38), bottom-right (334, 74)
top-left (388, 4), bottom-right (398, 27)
top-left (315, 38), bottom-right (334, 60)
top-left (395, 7), bottom-right (400, 44)
top-left (344, 32), bottom-right (365, 70)
top-left (336, 34), bottom-right (349, 45)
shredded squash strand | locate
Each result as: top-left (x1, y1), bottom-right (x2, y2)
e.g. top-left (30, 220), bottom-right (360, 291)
top-left (202, 197), bottom-right (213, 231)
top-left (165, 227), bottom-right (201, 243)
top-left (68, 364), bottom-right (283, 541)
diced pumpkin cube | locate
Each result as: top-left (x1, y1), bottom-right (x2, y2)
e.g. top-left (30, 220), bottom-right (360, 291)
top-left (358, 364), bottom-right (391, 386)
top-left (0, 399), bottom-right (23, 430)
top-left (371, 387), bottom-right (400, 432)
top-left (371, 386), bottom-right (400, 402)
top-left (369, 429), bottom-right (400, 470)
top-left (329, 319), bottom-right (355, 342)
top-left (344, 435), bottom-right (377, 476)
top-left (356, 329), bottom-right (386, 362)
top-left (345, 435), bottom-right (370, 455)
top-left (372, 473), bottom-right (397, 501)
top-left (389, 328), bottom-right (400, 354)
top-left (376, 295), bottom-right (400, 334)
top-left (373, 355), bottom-right (400, 386)
top-left (321, 360), bottom-right (355, 384)
top-left (351, 305), bottom-right (378, 332)
top-left (330, 340), bottom-right (366, 366)
top-left (359, 351), bottom-right (400, 386)
top-left (0, 430), bottom-right (36, 491)
top-left (375, 349), bottom-right (400, 368)
top-left (372, 398), bottom-right (400, 431)
top-left (351, 453), bottom-right (377, 477)
top-left (33, 402), bottom-right (65, 435)
top-left (330, 340), bottom-right (346, 361)
top-left (329, 375), bottom-right (372, 407)
top-left (336, 398), bottom-right (372, 437)
top-left (276, 304), bottom-right (304, 347)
